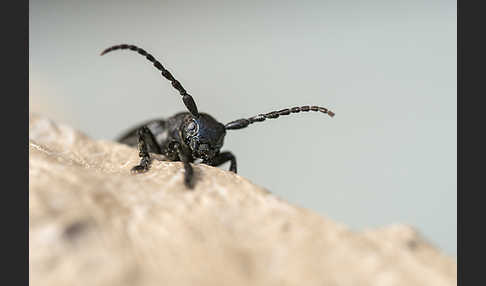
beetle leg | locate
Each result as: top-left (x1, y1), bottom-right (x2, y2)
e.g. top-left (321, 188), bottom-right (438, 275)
top-left (131, 126), bottom-right (162, 173)
top-left (173, 143), bottom-right (195, 189)
top-left (206, 151), bottom-right (237, 173)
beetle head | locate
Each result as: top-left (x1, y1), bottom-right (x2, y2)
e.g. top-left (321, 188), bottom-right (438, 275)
top-left (182, 113), bottom-right (226, 161)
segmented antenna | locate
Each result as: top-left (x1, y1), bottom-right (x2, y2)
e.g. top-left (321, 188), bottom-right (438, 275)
top-left (100, 44), bottom-right (199, 117)
top-left (225, 105), bottom-right (335, 130)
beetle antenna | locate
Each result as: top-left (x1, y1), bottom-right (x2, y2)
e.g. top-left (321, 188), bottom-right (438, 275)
top-left (225, 105), bottom-right (334, 130)
top-left (100, 44), bottom-right (199, 117)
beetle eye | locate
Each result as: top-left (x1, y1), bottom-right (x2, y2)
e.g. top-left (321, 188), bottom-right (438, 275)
top-left (187, 121), bottom-right (196, 130)
top-left (186, 120), bottom-right (198, 136)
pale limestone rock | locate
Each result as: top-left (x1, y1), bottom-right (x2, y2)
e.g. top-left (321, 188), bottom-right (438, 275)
top-left (29, 113), bottom-right (456, 286)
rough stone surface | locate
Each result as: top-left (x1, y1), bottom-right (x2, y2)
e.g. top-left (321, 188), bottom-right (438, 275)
top-left (29, 113), bottom-right (457, 286)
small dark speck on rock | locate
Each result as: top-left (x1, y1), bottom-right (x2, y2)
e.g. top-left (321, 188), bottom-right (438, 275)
top-left (63, 220), bottom-right (90, 241)
top-left (407, 239), bottom-right (419, 250)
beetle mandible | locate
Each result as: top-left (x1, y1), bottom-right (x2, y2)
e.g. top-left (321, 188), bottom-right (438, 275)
top-left (101, 44), bottom-right (335, 189)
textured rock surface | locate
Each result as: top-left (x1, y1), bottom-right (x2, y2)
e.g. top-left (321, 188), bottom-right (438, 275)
top-left (29, 113), bottom-right (456, 286)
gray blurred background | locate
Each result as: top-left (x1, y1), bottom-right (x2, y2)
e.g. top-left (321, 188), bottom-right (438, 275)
top-left (29, 0), bottom-right (457, 256)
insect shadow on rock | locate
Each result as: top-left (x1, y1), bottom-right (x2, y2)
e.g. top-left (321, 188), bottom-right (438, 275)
top-left (101, 44), bottom-right (335, 189)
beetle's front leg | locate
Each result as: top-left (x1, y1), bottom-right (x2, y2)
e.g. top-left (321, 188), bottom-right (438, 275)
top-left (205, 151), bottom-right (237, 173)
top-left (131, 126), bottom-right (162, 173)
top-left (173, 143), bottom-right (195, 189)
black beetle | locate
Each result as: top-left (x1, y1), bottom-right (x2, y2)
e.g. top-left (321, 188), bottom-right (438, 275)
top-left (101, 44), bottom-right (335, 189)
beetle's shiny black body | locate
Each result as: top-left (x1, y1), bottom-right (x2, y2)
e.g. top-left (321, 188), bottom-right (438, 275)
top-left (101, 44), bottom-right (334, 189)
top-left (119, 112), bottom-right (226, 161)
top-left (117, 112), bottom-right (232, 188)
